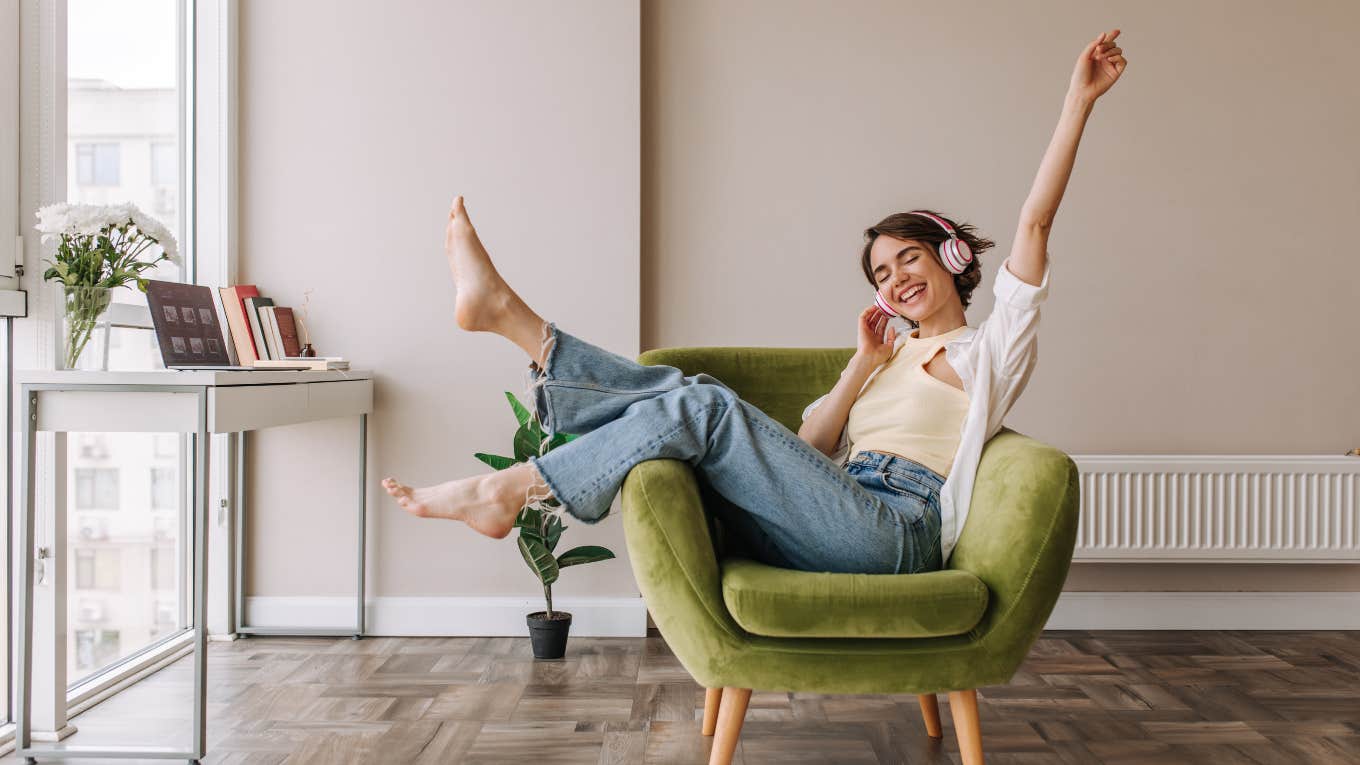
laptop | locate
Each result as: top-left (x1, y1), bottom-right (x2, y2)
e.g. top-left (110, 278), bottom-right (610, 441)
top-left (145, 279), bottom-right (261, 370)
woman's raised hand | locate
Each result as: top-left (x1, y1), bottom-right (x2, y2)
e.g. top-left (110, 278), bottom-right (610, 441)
top-left (1069, 28), bottom-right (1128, 104)
top-left (855, 304), bottom-right (897, 368)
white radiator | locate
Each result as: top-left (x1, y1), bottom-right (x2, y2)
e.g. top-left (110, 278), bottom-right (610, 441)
top-left (1069, 456), bottom-right (1360, 562)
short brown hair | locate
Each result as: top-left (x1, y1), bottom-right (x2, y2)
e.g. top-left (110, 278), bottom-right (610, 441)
top-left (859, 210), bottom-right (996, 328)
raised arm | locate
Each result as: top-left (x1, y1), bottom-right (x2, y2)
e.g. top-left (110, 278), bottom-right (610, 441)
top-left (1011, 28), bottom-right (1128, 287)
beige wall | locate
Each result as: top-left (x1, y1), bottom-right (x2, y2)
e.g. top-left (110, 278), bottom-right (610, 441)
top-left (239, 0), bottom-right (640, 599)
top-left (238, 0), bottom-right (1358, 606)
top-left (641, 0), bottom-right (1360, 591)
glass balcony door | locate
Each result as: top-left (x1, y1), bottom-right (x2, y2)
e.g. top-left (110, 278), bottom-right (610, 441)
top-left (62, 0), bottom-right (191, 689)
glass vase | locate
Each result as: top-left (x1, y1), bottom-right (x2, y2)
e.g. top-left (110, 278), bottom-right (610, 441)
top-left (63, 285), bottom-right (113, 370)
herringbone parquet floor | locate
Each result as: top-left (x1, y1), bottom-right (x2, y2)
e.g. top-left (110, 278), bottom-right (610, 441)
top-left (3, 629), bottom-right (1359, 764)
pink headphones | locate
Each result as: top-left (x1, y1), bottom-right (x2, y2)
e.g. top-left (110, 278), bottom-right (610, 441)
top-left (872, 210), bottom-right (974, 318)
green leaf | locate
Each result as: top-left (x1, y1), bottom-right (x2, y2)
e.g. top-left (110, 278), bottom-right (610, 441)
top-left (543, 514), bottom-right (564, 552)
top-left (513, 422), bottom-right (546, 462)
top-left (517, 535), bottom-right (559, 586)
top-left (555, 545), bottom-right (615, 569)
top-left (547, 431), bottom-right (578, 451)
top-left (504, 391), bottom-right (532, 428)
top-left (515, 505), bottom-right (540, 525)
top-left (473, 452), bottom-right (519, 471)
top-left (515, 506), bottom-right (544, 544)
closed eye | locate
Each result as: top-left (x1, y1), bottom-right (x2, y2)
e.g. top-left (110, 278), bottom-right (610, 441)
top-left (875, 255), bottom-right (920, 283)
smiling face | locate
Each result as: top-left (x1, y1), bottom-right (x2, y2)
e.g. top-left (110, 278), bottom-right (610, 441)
top-left (867, 234), bottom-right (962, 325)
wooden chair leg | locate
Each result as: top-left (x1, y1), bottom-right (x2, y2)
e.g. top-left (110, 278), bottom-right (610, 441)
top-left (948, 689), bottom-right (984, 765)
top-left (702, 687), bottom-right (723, 736)
top-left (708, 687), bottom-right (751, 765)
top-left (918, 693), bottom-right (942, 738)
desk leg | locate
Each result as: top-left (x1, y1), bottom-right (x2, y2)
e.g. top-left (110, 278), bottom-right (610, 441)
top-left (192, 391), bottom-right (210, 760)
top-left (235, 430), bottom-right (246, 637)
top-left (355, 413), bottom-right (367, 640)
top-left (16, 385), bottom-right (35, 755)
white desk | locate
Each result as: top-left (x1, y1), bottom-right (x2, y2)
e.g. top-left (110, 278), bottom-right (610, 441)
top-left (14, 369), bottom-right (373, 763)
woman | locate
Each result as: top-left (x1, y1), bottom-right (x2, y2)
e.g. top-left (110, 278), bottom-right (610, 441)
top-left (383, 29), bottom-right (1127, 574)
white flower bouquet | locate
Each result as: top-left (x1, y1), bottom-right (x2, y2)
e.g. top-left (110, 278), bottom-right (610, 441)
top-left (34, 202), bottom-right (181, 368)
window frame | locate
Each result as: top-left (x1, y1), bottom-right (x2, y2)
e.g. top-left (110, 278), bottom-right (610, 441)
top-left (4, 0), bottom-right (238, 742)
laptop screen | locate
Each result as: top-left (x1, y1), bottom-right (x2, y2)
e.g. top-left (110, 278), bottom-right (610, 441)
top-left (145, 279), bottom-right (235, 367)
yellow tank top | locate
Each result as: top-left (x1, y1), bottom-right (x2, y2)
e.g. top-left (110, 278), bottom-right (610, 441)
top-left (846, 325), bottom-right (971, 477)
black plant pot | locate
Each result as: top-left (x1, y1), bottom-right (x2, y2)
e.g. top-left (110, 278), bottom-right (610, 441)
top-left (526, 610), bottom-right (573, 659)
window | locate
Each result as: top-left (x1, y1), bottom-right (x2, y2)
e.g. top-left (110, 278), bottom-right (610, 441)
top-left (150, 467), bottom-right (176, 510)
top-left (74, 630), bottom-right (122, 675)
top-left (68, 433), bottom-right (187, 684)
top-left (68, 0), bottom-right (185, 371)
top-left (75, 550), bottom-right (95, 590)
top-left (75, 467), bottom-right (120, 510)
top-left (60, 0), bottom-right (194, 689)
top-left (75, 142), bottom-right (120, 186)
top-left (74, 549), bottom-right (120, 590)
top-left (150, 141), bottom-right (175, 187)
top-left (149, 548), bottom-right (174, 591)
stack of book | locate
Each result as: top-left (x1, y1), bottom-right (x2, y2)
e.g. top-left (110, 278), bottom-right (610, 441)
top-left (218, 285), bottom-right (350, 370)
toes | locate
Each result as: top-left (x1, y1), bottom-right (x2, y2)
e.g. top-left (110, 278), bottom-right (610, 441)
top-left (394, 495), bottom-right (427, 517)
top-left (383, 479), bottom-right (412, 501)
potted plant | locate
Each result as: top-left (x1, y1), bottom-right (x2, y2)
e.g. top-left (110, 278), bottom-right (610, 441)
top-left (474, 391), bottom-right (616, 659)
top-left (34, 202), bottom-right (180, 369)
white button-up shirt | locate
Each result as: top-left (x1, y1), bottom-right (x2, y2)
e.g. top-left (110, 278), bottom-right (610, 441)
top-left (801, 254), bottom-right (1052, 564)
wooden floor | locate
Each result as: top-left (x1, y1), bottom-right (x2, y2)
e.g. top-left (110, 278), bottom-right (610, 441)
top-left (3, 629), bottom-right (1359, 764)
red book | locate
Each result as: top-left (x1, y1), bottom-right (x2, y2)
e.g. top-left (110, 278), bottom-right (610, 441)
top-left (273, 306), bottom-right (303, 358)
top-left (219, 285), bottom-right (262, 363)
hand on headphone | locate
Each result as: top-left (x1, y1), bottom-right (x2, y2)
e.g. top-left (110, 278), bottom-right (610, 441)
top-left (856, 304), bottom-right (897, 368)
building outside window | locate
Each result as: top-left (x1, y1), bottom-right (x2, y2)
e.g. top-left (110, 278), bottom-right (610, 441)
top-left (74, 548), bottom-right (121, 591)
top-left (78, 433), bottom-right (110, 459)
top-left (149, 141), bottom-right (175, 187)
top-left (68, 432), bottom-right (184, 683)
top-left (74, 629), bottom-right (122, 675)
top-left (74, 141), bottom-right (120, 186)
top-left (150, 467), bottom-right (176, 510)
top-left (75, 467), bottom-right (119, 510)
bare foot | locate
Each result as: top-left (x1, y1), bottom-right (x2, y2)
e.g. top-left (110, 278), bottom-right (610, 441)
top-left (445, 196), bottom-right (519, 333)
top-left (381, 462), bottom-right (546, 539)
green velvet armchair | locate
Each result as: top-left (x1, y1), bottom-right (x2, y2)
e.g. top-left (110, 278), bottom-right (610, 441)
top-left (624, 344), bottom-right (1081, 765)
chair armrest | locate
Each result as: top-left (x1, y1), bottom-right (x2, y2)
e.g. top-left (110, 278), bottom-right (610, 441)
top-left (948, 429), bottom-right (1081, 652)
top-left (620, 458), bottom-right (748, 683)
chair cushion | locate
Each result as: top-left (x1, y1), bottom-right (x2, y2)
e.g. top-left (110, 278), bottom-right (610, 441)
top-left (720, 557), bottom-right (990, 639)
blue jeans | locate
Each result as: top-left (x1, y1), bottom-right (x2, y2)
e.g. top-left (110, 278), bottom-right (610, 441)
top-left (522, 321), bottom-right (944, 575)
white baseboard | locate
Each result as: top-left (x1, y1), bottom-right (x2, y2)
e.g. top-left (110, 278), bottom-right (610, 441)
top-left (246, 592), bottom-right (1356, 636)
top-left (244, 596), bottom-right (648, 637)
top-left (1047, 591), bottom-right (1360, 630)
